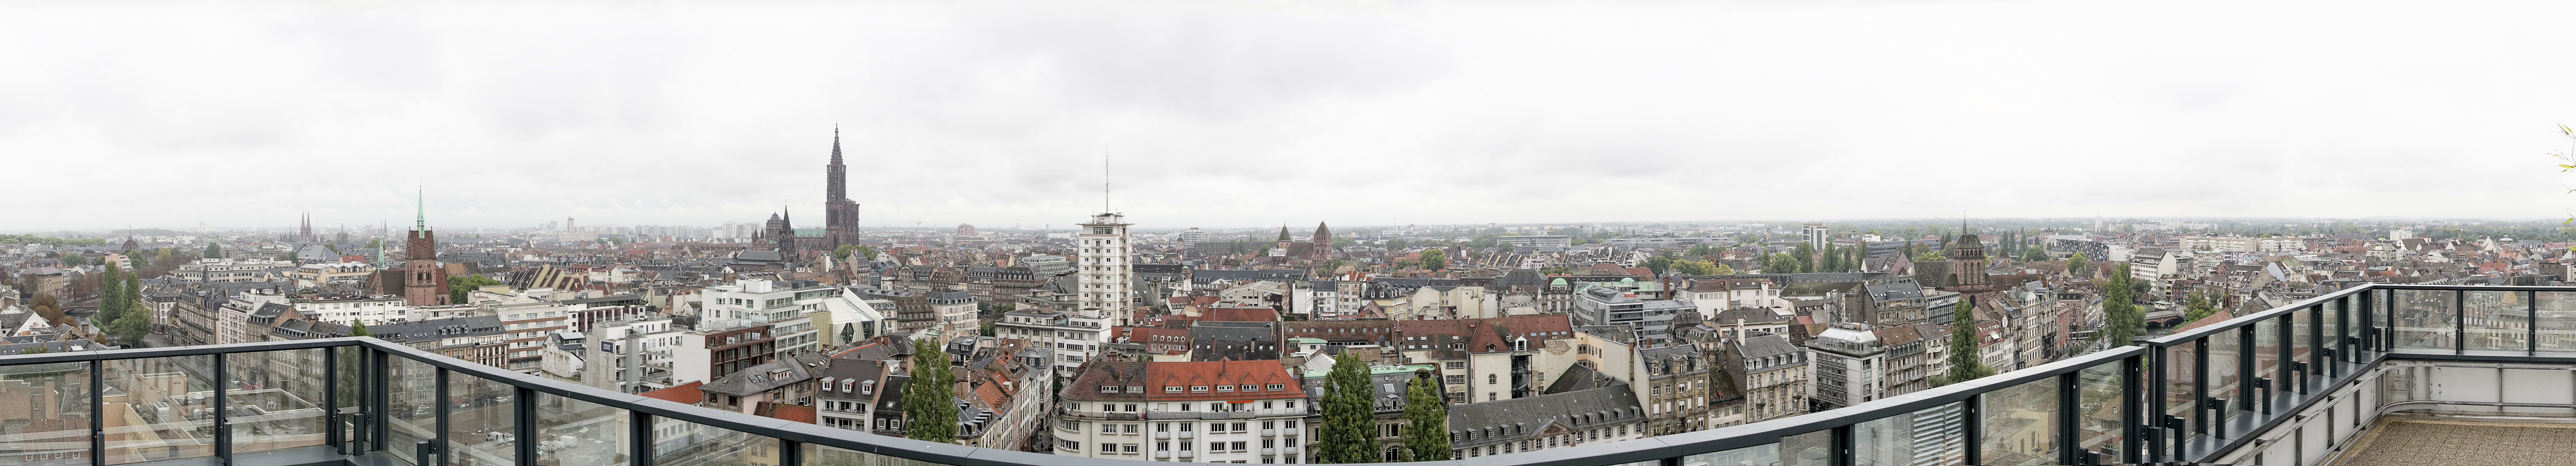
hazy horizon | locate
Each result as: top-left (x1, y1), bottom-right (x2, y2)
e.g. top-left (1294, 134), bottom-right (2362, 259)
top-left (10, 0), bottom-right (2576, 230)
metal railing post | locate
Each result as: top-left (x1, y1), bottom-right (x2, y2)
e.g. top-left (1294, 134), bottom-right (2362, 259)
top-left (2057, 372), bottom-right (2079, 466)
top-left (1829, 425), bottom-right (1853, 466)
top-left (2121, 353), bottom-right (2141, 464)
top-left (516, 387), bottom-right (538, 466)
top-left (2193, 338), bottom-right (2208, 436)
top-left (2457, 289), bottom-right (2468, 354)
top-left (89, 359), bottom-right (103, 466)
top-left (2146, 346), bottom-right (2167, 464)
top-left (327, 347), bottom-right (341, 450)
top-left (630, 411), bottom-right (655, 466)
top-left (435, 368), bottom-right (450, 466)
top-left (780, 440), bottom-right (802, 466)
top-left (2530, 291), bottom-right (2540, 356)
top-left (2239, 325), bottom-right (2255, 413)
top-left (214, 351), bottom-right (230, 466)
top-left (371, 347), bottom-right (390, 454)
top-left (1962, 393), bottom-right (1982, 466)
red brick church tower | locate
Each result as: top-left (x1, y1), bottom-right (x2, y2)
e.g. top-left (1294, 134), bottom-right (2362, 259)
top-left (403, 189), bottom-right (450, 306)
top-left (1309, 222), bottom-right (1332, 261)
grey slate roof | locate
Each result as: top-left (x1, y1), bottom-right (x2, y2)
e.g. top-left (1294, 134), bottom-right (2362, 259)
top-left (1447, 382), bottom-right (1643, 449)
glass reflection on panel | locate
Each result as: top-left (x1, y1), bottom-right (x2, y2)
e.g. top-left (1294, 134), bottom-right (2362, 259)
top-left (2538, 291), bottom-right (2576, 352)
top-left (2391, 290), bottom-right (2457, 350)
top-left (447, 373), bottom-right (516, 466)
top-left (103, 356), bottom-right (216, 465)
top-left (2463, 291), bottom-right (2528, 351)
top-left (534, 393), bottom-right (628, 466)
top-left (1682, 443), bottom-right (1778, 466)
top-left (0, 362), bottom-right (90, 464)
top-left (1854, 402), bottom-right (1966, 466)
top-left (1980, 377), bottom-right (2059, 466)
top-left (228, 349), bottom-right (330, 453)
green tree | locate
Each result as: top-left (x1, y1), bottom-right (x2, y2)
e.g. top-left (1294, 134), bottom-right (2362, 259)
top-left (834, 244), bottom-right (877, 262)
top-left (349, 319), bottom-right (372, 337)
top-left (2065, 252), bottom-right (2089, 279)
top-left (60, 254), bottom-right (86, 267)
top-left (2020, 245), bottom-right (2048, 263)
top-left (1386, 238), bottom-right (1409, 251)
top-left (1938, 299), bottom-right (1996, 385)
top-left (365, 238), bottom-right (383, 249)
top-left (903, 338), bottom-right (959, 442)
top-left (1789, 242), bottom-right (1815, 273)
top-left (2183, 292), bottom-right (2220, 323)
top-left (447, 275), bottom-right (505, 304)
top-left (17, 347), bottom-right (49, 355)
top-left (1318, 355), bottom-right (1374, 463)
top-left (94, 265), bottom-right (124, 327)
top-left (203, 242), bottom-right (222, 259)
top-left (1400, 371), bottom-right (1451, 461)
top-left (1419, 249), bottom-right (1447, 271)
top-left (2099, 264), bottom-right (2142, 347)
top-left (110, 303), bottom-right (150, 344)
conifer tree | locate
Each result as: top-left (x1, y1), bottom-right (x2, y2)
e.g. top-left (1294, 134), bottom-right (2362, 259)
top-left (902, 338), bottom-right (959, 443)
top-left (1318, 356), bottom-right (1375, 463)
top-left (1400, 372), bottom-right (1452, 461)
top-left (1940, 298), bottom-right (1996, 385)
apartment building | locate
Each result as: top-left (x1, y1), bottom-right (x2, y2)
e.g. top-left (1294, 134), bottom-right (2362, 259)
top-left (1053, 361), bottom-right (1309, 463)
top-left (1725, 332), bottom-right (1808, 422)
top-left (994, 308), bottom-right (1113, 377)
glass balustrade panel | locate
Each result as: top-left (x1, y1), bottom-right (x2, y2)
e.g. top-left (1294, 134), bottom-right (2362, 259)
top-left (0, 362), bottom-right (90, 465)
top-left (447, 373), bottom-right (516, 466)
top-left (652, 419), bottom-right (780, 466)
top-left (1854, 402), bottom-right (1966, 466)
top-left (2206, 331), bottom-right (2242, 427)
top-left (2391, 290), bottom-right (2457, 350)
top-left (2537, 291), bottom-right (2576, 353)
top-left (103, 355), bottom-right (215, 465)
top-left (2076, 361), bottom-right (2123, 459)
top-left (386, 358), bottom-right (438, 466)
top-left (229, 349), bottom-right (330, 454)
top-left (533, 393), bottom-right (626, 466)
top-left (2464, 291), bottom-right (2528, 352)
top-left (1980, 376), bottom-right (2058, 466)
top-left (1683, 443), bottom-right (1779, 466)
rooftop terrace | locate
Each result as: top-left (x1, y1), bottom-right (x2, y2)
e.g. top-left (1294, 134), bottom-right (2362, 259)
top-left (0, 283), bottom-right (2563, 466)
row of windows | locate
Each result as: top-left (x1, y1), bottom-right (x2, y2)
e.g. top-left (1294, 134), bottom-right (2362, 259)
top-left (1069, 400), bottom-right (1299, 412)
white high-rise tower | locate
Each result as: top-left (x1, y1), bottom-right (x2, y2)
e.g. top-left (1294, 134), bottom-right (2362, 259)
top-left (1076, 213), bottom-right (1133, 318)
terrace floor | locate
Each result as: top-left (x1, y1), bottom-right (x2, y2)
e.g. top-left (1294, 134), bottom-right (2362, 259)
top-left (2337, 419), bottom-right (2576, 466)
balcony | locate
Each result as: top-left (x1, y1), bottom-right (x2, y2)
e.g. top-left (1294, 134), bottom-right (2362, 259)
top-left (13, 283), bottom-right (2569, 466)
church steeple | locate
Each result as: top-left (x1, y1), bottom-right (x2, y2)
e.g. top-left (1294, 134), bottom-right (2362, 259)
top-left (827, 125), bottom-right (847, 203)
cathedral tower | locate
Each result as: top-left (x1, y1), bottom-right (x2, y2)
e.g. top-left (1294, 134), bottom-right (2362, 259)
top-left (823, 127), bottom-right (863, 252)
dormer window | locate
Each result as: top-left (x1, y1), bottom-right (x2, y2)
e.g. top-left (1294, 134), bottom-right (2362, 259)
top-left (1166, 386), bottom-right (1183, 393)
top-left (1215, 385), bottom-right (1233, 392)
top-left (1192, 386), bottom-right (1209, 393)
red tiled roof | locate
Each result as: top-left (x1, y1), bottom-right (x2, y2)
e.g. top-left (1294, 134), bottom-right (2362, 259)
top-left (757, 402), bottom-right (816, 423)
top-left (642, 381), bottom-right (705, 405)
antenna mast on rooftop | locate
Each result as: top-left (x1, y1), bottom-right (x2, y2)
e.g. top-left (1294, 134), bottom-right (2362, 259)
top-left (1103, 153), bottom-right (1112, 213)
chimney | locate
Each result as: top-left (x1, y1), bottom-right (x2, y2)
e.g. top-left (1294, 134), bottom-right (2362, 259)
top-left (1735, 318), bottom-right (1746, 345)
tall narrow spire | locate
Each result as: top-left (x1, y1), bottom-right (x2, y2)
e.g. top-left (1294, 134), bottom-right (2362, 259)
top-left (415, 187), bottom-right (427, 239)
top-left (826, 125), bottom-right (849, 203)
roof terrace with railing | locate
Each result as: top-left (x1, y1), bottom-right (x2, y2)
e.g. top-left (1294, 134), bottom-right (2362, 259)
top-left (0, 283), bottom-right (2564, 466)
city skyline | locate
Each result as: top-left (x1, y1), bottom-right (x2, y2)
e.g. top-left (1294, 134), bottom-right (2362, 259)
top-left (8, 0), bottom-right (2576, 229)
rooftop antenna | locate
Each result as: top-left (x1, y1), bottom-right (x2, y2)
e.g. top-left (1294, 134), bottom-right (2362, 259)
top-left (1103, 153), bottom-right (1112, 213)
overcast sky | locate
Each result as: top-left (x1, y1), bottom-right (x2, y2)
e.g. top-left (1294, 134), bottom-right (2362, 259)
top-left (7, 0), bottom-right (2576, 232)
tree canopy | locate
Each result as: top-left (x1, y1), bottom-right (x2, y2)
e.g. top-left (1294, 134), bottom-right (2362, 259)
top-left (903, 338), bottom-right (959, 442)
top-left (1318, 356), bottom-right (1375, 463)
